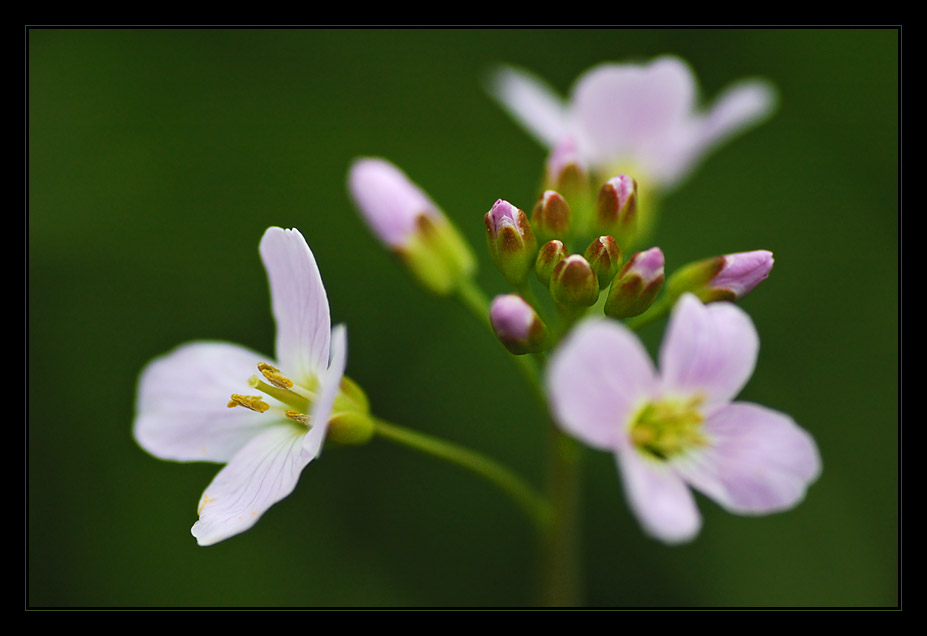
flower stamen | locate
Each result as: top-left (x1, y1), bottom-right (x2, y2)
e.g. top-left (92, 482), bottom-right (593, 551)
top-left (284, 410), bottom-right (312, 427)
top-left (247, 375), bottom-right (311, 412)
top-left (257, 362), bottom-right (294, 389)
top-left (630, 395), bottom-right (706, 460)
top-left (227, 394), bottom-right (271, 413)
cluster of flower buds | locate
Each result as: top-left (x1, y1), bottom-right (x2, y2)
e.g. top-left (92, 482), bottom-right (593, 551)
top-left (350, 157), bottom-right (775, 361)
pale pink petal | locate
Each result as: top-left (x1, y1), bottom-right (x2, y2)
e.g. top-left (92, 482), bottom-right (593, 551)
top-left (641, 81), bottom-right (776, 189)
top-left (659, 294), bottom-right (758, 410)
top-left (675, 402), bottom-right (821, 515)
top-left (259, 227), bottom-right (331, 385)
top-left (191, 423), bottom-right (312, 546)
top-left (547, 319), bottom-right (657, 451)
top-left (303, 324), bottom-right (348, 457)
top-left (487, 65), bottom-right (569, 148)
top-left (134, 341), bottom-right (273, 463)
top-left (694, 80), bottom-right (777, 155)
top-left (571, 56), bottom-right (695, 167)
top-left (616, 447), bottom-right (701, 544)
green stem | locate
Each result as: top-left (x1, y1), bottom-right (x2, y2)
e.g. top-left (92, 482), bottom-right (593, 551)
top-left (373, 418), bottom-right (551, 532)
top-left (456, 276), bottom-right (583, 606)
top-left (539, 428), bottom-right (583, 606)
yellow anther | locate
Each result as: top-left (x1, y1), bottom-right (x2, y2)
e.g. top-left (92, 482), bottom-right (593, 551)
top-left (227, 394), bottom-right (271, 413)
top-left (284, 410), bottom-right (312, 426)
top-left (258, 362), bottom-right (294, 389)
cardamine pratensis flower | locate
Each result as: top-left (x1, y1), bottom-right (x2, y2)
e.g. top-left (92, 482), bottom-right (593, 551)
top-left (134, 227), bottom-right (371, 546)
top-left (547, 294), bottom-right (820, 543)
top-left (488, 56), bottom-right (776, 192)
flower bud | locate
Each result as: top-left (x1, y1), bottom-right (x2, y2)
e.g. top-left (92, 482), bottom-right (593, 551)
top-left (550, 254), bottom-right (599, 308)
top-left (667, 250), bottom-right (774, 303)
top-left (531, 190), bottom-right (572, 242)
top-left (489, 294), bottom-right (548, 355)
top-left (484, 199), bottom-right (538, 286)
top-left (583, 235), bottom-right (623, 289)
top-left (349, 158), bottom-right (476, 295)
top-left (604, 247), bottom-right (665, 319)
top-left (595, 174), bottom-right (638, 244)
top-left (545, 138), bottom-right (588, 202)
top-left (535, 239), bottom-right (568, 286)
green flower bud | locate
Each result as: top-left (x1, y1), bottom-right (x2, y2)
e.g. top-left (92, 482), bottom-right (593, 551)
top-left (583, 235), bottom-right (624, 289)
top-left (485, 199), bottom-right (538, 286)
top-left (595, 174), bottom-right (638, 247)
top-left (604, 247), bottom-right (665, 319)
top-left (531, 190), bottom-right (572, 243)
top-left (550, 255), bottom-right (599, 308)
top-left (535, 239), bottom-right (568, 286)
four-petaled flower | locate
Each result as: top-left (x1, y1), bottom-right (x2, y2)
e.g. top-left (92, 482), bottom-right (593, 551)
top-left (546, 293), bottom-right (820, 543)
top-left (489, 56), bottom-right (776, 190)
top-left (134, 227), bottom-right (368, 546)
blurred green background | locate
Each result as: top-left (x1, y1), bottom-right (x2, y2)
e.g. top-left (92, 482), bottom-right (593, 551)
top-left (27, 28), bottom-right (899, 607)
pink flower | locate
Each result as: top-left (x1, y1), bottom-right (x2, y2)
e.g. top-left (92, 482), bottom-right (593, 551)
top-left (546, 294), bottom-right (820, 543)
top-left (134, 228), bottom-right (366, 546)
top-left (489, 56), bottom-right (776, 190)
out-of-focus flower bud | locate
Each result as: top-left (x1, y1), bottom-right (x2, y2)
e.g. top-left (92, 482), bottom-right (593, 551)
top-left (583, 235), bottom-right (623, 289)
top-left (348, 158), bottom-right (476, 295)
top-left (550, 255), bottom-right (599, 308)
top-left (595, 174), bottom-right (638, 247)
top-left (667, 250), bottom-right (774, 303)
top-left (489, 294), bottom-right (548, 355)
top-left (484, 199), bottom-right (538, 286)
top-left (535, 239), bottom-right (568, 286)
top-left (604, 247), bottom-right (665, 319)
top-left (531, 190), bottom-right (572, 243)
top-left (545, 138), bottom-right (588, 202)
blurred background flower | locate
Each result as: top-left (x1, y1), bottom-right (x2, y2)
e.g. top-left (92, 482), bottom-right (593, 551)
top-left (27, 27), bottom-right (899, 607)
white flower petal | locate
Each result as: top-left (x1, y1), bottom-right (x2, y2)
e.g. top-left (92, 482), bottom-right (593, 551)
top-left (659, 294), bottom-right (758, 409)
top-left (675, 402), bottom-right (821, 514)
top-left (616, 446), bottom-right (701, 544)
top-left (303, 324), bottom-right (348, 457)
top-left (191, 423), bottom-right (313, 546)
top-left (259, 227), bottom-right (331, 384)
top-left (547, 319), bottom-right (657, 451)
top-left (486, 64), bottom-right (569, 148)
top-left (134, 341), bottom-right (273, 463)
top-left (571, 56), bottom-right (696, 167)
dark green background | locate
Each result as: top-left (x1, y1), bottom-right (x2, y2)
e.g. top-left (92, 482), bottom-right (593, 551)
top-left (27, 28), bottom-right (899, 607)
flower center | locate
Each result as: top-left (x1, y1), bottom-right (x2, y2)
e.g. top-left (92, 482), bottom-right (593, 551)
top-left (629, 395), bottom-right (706, 460)
top-left (227, 362), bottom-right (318, 427)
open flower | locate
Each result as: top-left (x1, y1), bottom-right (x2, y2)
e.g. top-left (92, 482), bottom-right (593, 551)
top-left (488, 56), bottom-right (777, 190)
top-left (134, 227), bottom-right (370, 546)
top-left (546, 294), bottom-right (820, 543)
